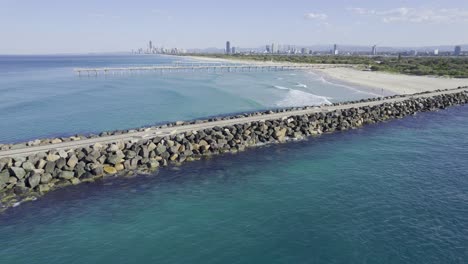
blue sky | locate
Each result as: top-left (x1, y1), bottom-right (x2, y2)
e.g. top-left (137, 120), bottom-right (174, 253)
top-left (1, 0), bottom-right (468, 54)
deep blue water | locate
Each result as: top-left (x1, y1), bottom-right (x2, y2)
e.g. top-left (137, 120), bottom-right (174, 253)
top-left (1, 105), bottom-right (468, 264)
top-left (0, 54), bottom-right (379, 143)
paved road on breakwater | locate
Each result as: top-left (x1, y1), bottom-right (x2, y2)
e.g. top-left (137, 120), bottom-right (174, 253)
top-left (1, 88), bottom-right (467, 159)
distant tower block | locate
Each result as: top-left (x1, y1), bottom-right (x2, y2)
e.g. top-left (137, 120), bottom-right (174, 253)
top-left (333, 44), bottom-right (339, 55)
top-left (454, 46), bottom-right (462, 56)
top-left (372, 45), bottom-right (377, 56)
top-left (226, 41), bottom-right (231, 54)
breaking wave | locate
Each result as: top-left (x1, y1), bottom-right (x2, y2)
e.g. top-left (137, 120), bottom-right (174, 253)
top-left (273, 85), bottom-right (290, 90)
top-left (295, 83), bottom-right (308, 88)
top-left (273, 85), bottom-right (332, 107)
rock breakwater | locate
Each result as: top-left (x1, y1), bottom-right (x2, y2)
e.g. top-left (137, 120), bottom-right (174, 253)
top-left (0, 88), bottom-right (467, 211)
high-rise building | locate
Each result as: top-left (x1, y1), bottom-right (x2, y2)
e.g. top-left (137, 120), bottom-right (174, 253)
top-left (149, 41), bottom-right (153, 52)
top-left (226, 41), bottom-right (231, 54)
top-left (231, 47), bottom-right (236, 54)
top-left (301, 48), bottom-right (309, 54)
top-left (333, 44), bottom-right (339, 55)
top-left (454, 46), bottom-right (462, 56)
top-left (371, 45), bottom-right (377, 56)
top-left (271, 43), bottom-right (276, 54)
top-left (434, 49), bottom-right (439, 56)
top-left (265, 45), bottom-right (271, 53)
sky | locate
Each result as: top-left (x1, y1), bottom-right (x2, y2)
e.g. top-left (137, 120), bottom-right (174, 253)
top-left (1, 0), bottom-right (468, 54)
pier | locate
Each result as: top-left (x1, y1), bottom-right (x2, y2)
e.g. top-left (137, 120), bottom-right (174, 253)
top-left (74, 63), bottom-right (355, 76)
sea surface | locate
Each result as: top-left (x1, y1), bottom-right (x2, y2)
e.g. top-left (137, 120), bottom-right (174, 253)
top-left (1, 55), bottom-right (467, 264)
top-left (1, 105), bottom-right (468, 264)
top-left (0, 54), bottom-right (380, 143)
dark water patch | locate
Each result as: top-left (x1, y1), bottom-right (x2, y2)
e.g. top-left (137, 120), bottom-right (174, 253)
top-left (1, 106), bottom-right (467, 263)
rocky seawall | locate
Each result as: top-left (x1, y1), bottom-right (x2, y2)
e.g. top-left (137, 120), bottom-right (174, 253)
top-left (1, 89), bottom-right (467, 211)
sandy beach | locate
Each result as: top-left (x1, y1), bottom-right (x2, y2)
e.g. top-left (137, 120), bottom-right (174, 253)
top-left (188, 56), bottom-right (468, 95)
top-left (312, 68), bottom-right (468, 95)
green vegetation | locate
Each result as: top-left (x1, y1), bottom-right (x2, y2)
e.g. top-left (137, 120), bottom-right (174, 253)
top-left (186, 54), bottom-right (468, 78)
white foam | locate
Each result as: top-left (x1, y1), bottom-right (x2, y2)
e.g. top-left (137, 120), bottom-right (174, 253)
top-left (277, 89), bottom-right (332, 107)
top-left (316, 74), bottom-right (381, 97)
top-left (295, 83), bottom-right (308, 88)
top-left (273, 85), bottom-right (290, 90)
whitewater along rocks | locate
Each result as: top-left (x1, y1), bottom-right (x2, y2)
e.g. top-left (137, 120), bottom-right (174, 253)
top-left (0, 90), bottom-right (468, 211)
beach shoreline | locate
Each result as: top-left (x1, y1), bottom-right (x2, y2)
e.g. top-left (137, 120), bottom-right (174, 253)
top-left (186, 55), bottom-right (468, 95)
top-left (314, 67), bottom-right (468, 95)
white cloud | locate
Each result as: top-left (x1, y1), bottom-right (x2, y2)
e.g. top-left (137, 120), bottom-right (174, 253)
top-left (348, 7), bottom-right (468, 24)
top-left (304, 12), bottom-right (328, 20)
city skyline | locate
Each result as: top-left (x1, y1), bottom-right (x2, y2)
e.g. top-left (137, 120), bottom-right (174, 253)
top-left (1, 0), bottom-right (468, 54)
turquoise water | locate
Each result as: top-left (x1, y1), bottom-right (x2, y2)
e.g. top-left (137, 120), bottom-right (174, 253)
top-left (1, 105), bottom-right (468, 263)
top-left (0, 54), bottom-right (379, 143)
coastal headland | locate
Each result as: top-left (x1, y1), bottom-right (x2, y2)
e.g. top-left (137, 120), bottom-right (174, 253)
top-left (1, 87), bottom-right (467, 212)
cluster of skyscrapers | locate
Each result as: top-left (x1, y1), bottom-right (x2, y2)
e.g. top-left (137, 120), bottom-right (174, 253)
top-left (133, 41), bottom-right (187, 55)
top-left (223, 41), bottom-right (464, 57)
top-left (225, 41), bottom-right (237, 54)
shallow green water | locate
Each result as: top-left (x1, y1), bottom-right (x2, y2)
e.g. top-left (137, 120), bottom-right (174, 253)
top-left (1, 105), bottom-right (467, 264)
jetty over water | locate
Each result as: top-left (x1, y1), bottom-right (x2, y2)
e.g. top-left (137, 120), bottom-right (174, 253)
top-left (74, 63), bottom-right (355, 76)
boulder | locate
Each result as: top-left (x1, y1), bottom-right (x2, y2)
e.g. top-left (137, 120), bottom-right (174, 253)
top-left (75, 163), bottom-right (86, 178)
top-left (59, 171), bottom-right (75, 180)
top-left (36, 159), bottom-right (47, 170)
top-left (40, 173), bottom-right (53, 184)
top-left (56, 158), bottom-right (66, 169)
top-left (0, 170), bottom-right (10, 185)
top-left (22, 161), bottom-right (35, 171)
top-left (38, 184), bottom-right (50, 193)
top-left (115, 164), bottom-right (125, 171)
top-left (51, 138), bottom-right (63, 144)
top-left (106, 155), bottom-right (123, 165)
top-left (58, 150), bottom-right (68, 158)
top-left (10, 167), bottom-right (26, 179)
top-left (67, 155), bottom-right (79, 169)
top-left (47, 154), bottom-right (60, 162)
top-left (27, 174), bottom-right (41, 188)
top-left (170, 154), bottom-right (179, 161)
top-left (147, 161), bottom-right (159, 169)
top-left (44, 161), bottom-right (56, 174)
top-left (148, 142), bottom-right (157, 152)
top-left (70, 178), bottom-right (81, 185)
top-left (103, 166), bottom-right (117, 175)
top-left (155, 145), bottom-right (167, 155)
top-left (274, 128), bottom-right (287, 141)
top-left (108, 144), bottom-right (120, 152)
top-left (8, 176), bottom-right (17, 185)
top-left (92, 166), bottom-right (104, 176)
top-left (139, 146), bottom-right (149, 158)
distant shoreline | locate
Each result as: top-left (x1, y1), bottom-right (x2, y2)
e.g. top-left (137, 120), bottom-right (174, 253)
top-left (187, 55), bottom-right (468, 95)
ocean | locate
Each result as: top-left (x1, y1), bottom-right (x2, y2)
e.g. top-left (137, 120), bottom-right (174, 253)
top-left (0, 54), bottom-right (380, 143)
top-left (1, 55), bottom-right (467, 264)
